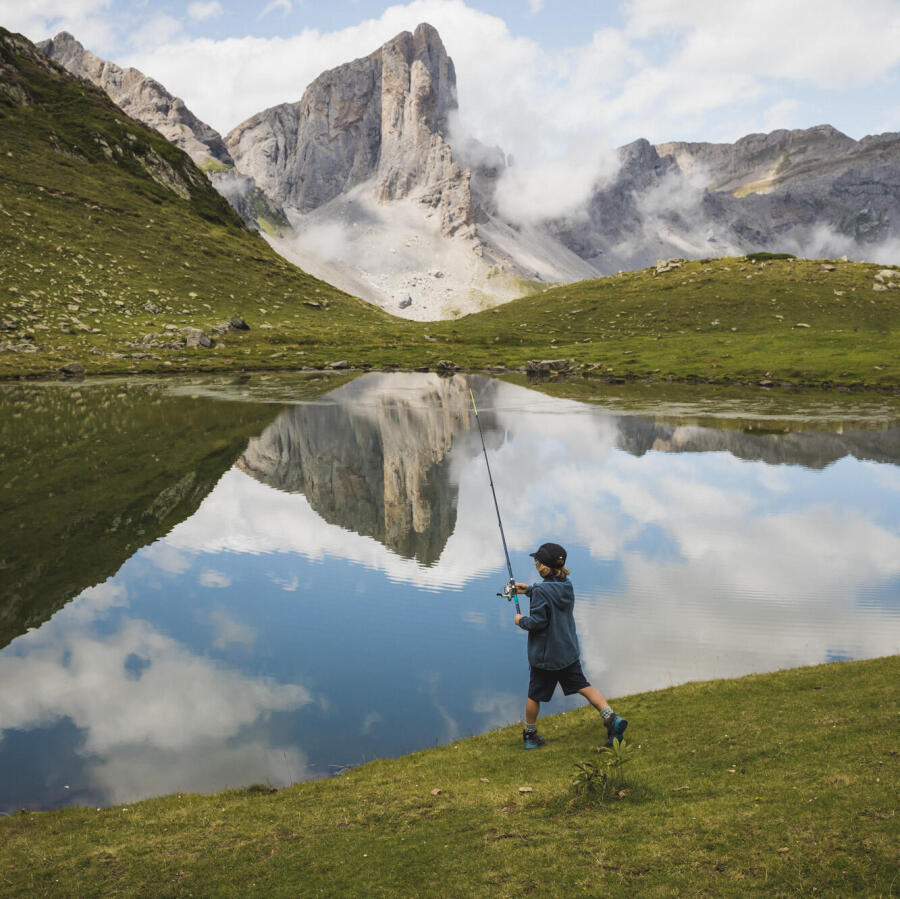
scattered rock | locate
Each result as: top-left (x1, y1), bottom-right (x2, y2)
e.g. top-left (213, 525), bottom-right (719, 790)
top-left (182, 328), bottom-right (212, 348)
top-left (328, 360), bottom-right (350, 369)
top-left (518, 787), bottom-right (533, 794)
top-left (230, 316), bottom-right (250, 330)
top-left (794, 322), bottom-right (811, 328)
top-left (526, 359), bottom-right (569, 375)
top-left (435, 359), bottom-right (459, 372)
top-left (59, 361), bottom-right (85, 379)
top-left (399, 296), bottom-right (413, 309)
top-left (143, 300), bottom-right (160, 314)
top-left (303, 301), bottom-right (322, 309)
top-left (819, 263), bottom-right (836, 272)
top-left (654, 258), bottom-right (685, 275)
top-left (873, 283), bottom-right (888, 291)
top-left (479, 778), bottom-right (490, 783)
top-left (430, 788), bottom-right (442, 796)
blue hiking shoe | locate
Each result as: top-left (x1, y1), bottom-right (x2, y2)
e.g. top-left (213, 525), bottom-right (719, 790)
top-left (605, 715), bottom-right (627, 747)
top-left (523, 729), bottom-right (546, 750)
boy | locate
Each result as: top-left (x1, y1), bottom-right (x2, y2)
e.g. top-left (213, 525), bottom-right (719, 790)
top-left (514, 542), bottom-right (627, 750)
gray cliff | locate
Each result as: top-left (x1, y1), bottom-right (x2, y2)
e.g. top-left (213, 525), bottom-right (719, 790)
top-left (225, 23), bottom-right (473, 237)
top-left (37, 31), bottom-right (288, 233)
top-left (551, 125), bottom-right (900, 271)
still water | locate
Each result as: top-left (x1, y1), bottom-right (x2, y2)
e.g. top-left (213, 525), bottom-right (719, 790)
top-left (1, 373), bottom-right (898, 812)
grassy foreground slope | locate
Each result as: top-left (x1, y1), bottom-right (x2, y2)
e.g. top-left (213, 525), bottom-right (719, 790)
top-left (0, 656), bottom-right (896, 896)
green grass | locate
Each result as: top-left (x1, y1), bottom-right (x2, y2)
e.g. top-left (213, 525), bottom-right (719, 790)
top-left (1, 656), bottom-right (896, 895)
top-left (1, 27), bottom-right (898, 390)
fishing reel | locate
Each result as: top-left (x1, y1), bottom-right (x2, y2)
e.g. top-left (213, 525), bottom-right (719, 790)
top-left (497, 578), bottom-right (517, 602)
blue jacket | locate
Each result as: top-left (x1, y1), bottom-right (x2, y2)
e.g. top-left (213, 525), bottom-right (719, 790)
top-left (516, 575), bottom-right (580, 670)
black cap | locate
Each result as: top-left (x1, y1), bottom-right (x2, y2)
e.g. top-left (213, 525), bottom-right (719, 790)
top-left (530, 542), bottom-right (567, 567)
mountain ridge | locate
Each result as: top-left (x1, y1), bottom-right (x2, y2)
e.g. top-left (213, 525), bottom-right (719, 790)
top-left (30, 23), bottom-right (900, 320)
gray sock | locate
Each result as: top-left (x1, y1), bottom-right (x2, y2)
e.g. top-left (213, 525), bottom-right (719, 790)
top-left (601, 707), bottom-right (614, 721)
top-left (524, 723), bottom-right (538, 735)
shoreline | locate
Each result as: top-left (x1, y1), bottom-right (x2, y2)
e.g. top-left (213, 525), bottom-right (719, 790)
top-left (3, 363), bottom-right (900, 394)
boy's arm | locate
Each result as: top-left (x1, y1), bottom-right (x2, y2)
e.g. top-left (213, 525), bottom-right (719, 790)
top-left (515, 587), bottom-right (550, 631)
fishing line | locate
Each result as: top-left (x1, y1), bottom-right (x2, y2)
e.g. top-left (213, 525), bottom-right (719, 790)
top-left (469, 387), bottom-right (520, 615)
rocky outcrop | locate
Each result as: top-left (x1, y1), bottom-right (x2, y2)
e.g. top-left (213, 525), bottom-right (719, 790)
top-left (38, 31), bottom-right (231, 168)
top-left (37, 31), bottom-right (288, 233)
top-left (236, 373), bottom-right (483, 564)
top-left (226, 23), bottom-right (474, 237)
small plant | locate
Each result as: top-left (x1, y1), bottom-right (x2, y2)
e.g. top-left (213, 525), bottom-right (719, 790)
top-left (571, 739), bottom-right (637, 801)
top-left (571, 761), bottom-right (609, 799)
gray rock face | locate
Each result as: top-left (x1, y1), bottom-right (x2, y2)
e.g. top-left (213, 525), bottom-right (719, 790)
top-left (226, 23), bottom-right (473, 236)
top-left (550, 126), bottom-right (900, 271)
top-left (38, 32), bottom-right (231, 168)
top-left (37, 31), bottom-right (288, 233)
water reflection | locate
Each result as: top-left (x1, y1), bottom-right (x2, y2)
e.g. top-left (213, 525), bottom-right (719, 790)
top-left (1, 374), bottom-right (898, 812)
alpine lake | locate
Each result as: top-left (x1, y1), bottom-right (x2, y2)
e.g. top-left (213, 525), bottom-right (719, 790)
top-left (1, 371), bottom-right (898, 814)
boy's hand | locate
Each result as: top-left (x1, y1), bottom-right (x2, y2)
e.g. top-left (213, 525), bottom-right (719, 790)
top-left (514, 582), bottom-right (528, 593)
top-left (514, 614), bottom-right (523, 625)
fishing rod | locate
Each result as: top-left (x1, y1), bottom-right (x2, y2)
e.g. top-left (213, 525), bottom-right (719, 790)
top-left (469, 388), bottom-right (520, 615)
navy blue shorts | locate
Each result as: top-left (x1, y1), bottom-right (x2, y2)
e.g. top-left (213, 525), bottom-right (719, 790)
top-left (528, 660), bottom-right (591, 702)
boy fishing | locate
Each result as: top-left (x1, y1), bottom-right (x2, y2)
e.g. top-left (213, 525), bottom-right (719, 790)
top-left (514, 542), bottom-right (627, 750)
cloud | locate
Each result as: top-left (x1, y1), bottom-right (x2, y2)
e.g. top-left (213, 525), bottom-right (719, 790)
top-left (199, 568), bottom-right (232, 588)
top-left (128, 13), bottom-right (182, 50)
top-left (209, 608), bottom-right (255, 649)
top-left (528, 0), bottom-right (544, 13)
top-left (0, 0), bottom-right (115, 53)
top-left (187, 1), bottom-right (224, 22)
top-left (0, 616), bottom-right (314, 804)
top-left (258, 0), bottom-right (292, 19)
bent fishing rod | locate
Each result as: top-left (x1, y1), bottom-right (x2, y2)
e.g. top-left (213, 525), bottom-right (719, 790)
top-left (469, 388), bottom-right (520, 615)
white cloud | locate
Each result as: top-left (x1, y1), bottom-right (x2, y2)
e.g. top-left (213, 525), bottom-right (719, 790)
top-left (209, 608), bottom-right (254, 649)
top-left (259, 0), bottom-right (292, 19)
top-left (0, 617), bottom-right (311, 754)
top-left (0, 0), bottom-right (115, 53)
top-left (187, 1), bottom-right (223, 22)
top-left (128, 13), bottom-right (182, 50)
top-left (528, 0), bottom-right (544, 13)
top-left (199, 568), bottom-right (232, 588)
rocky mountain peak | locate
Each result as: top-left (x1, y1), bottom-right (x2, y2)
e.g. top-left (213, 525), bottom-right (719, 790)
top-left (226, 22), bottom-right (473, 236)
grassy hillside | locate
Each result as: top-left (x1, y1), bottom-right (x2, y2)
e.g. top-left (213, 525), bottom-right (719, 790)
top-left (436, 255), bottom-right (900, 389)
top-left (0, 28), bottom-right (405, 379)
top-left (0, 656), bottom-right (895, 895)
top-left (0, 28), bottom-right (897, 388)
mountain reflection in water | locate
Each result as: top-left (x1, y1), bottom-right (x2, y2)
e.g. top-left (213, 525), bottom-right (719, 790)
top-left (0, 373), bottom-right (897, 812)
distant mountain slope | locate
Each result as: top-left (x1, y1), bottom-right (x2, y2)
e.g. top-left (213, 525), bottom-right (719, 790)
top-left (0, 27), bottom-right (396, 378)
top-left (37, 31), bottom-right (288, 234)
top-left (549, 125), bottom-right (900, 272)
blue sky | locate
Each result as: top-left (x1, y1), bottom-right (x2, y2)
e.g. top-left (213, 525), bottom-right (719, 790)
top-left (4, 0), bottom-right (900, 155)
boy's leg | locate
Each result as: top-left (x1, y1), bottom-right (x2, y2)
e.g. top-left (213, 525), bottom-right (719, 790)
top-left (578, 685), bottom-right (609, 712)
top-left (525, 697), bottom-right (540, 725)
top-left (578, 685), bottom-right (628, 745)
